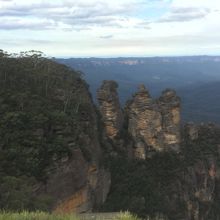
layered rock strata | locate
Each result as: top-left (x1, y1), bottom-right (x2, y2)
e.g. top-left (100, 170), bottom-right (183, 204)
top-left (97, 81), bottom-right (181, 159)
top-left (125, 84), bottom-right (163, 158)
top-left (158, 89), bottom-right (181, 150)
top-left (126, 85), bottom-right (181, 158)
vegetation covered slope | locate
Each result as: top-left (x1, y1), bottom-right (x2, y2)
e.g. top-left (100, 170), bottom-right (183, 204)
top-left (0, 50), bottom-right (104, 211)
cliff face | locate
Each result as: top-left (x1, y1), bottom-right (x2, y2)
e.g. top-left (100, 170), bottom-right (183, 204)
top-left (44, 80), bottom-right (111, 213)
top-left (182, 124), bottom-right (220, 220)
top-left (183, 159), bottom-right (216, 220)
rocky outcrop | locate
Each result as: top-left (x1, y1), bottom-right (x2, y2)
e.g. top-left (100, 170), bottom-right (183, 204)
top-left (124, 85), bottom-right (181, 158)
top-left (125, 85), bottom-right (163, 158)
top-left (97, 81), bottom-right (181, 159)
top-left (97, 81), bottom-right (123, 139)
top-left (51, 162), bottom-right (111, 213)
top-left (46, 150), bottom-right (111, 213)
top-left (158, 89), bottom-right (181, 150)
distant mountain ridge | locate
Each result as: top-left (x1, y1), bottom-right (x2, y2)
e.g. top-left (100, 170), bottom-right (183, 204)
top-left (58, 56), bottom-right (220, 123)
top-left (58, 56), bottom-right (220, 66)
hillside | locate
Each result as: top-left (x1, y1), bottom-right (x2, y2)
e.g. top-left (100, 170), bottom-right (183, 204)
top-left (0, 51), bottom-right (110, 212)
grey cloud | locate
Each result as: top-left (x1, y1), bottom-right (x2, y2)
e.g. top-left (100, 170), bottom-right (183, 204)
top-left (134, 21), bottom-right (151, 29)
top-left (0, 1), bottom-right (145, 30)
top-left (0, 2), bottom-right (58, 16)
top-left (171, 7), bottom-right (210, 14)
top-left (2, 34), bottom-right (217, 54)
top-left (0, 39), bottom-right (55, 48)
top-left (26, 39), bottom-right (56, 45)
top-left (100, 35), bottom-right (113, 39)
top-left (0, 10), bottom-right (31, 16)
top-left (159, 7), bottom-right (210, 23)
top-left (0, 19), bottom-right (56, 30)
top-left (62, 16), bottom-right (124, 29)
top-left (95, 34), bottom-right (220, 49)
top-left (37, 2), bottom-right (134, 25)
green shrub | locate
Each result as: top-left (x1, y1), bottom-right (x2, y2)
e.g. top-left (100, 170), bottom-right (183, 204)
top-left (115, 211), bottom-right (140, 220)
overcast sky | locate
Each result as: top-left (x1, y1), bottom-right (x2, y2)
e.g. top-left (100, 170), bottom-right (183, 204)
top-left (0, 0), bottom-right (220, 57)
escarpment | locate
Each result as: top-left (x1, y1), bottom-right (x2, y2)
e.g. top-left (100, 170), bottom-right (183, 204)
top-left (45, 82), bottom-right (111, 213)
top-left (1, 53), bottom-right (220, 220)
top-left (42, 77), bottom-right (111, 213)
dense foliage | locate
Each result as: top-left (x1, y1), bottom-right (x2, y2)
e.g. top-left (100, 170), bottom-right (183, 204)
top-left (0, 50), bottom-right (88, 211)
top-left (101, 153), bottom-right (183, 219)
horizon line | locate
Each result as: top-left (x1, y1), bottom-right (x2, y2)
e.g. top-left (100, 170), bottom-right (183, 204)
top-left (56, 54), bottom-right (220, 59)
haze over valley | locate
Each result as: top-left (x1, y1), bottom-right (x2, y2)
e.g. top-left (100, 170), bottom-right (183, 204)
top-left (58, 56), bottom-right (220, 123)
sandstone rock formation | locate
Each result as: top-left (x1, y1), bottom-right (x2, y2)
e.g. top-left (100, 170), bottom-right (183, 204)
top-left (97, 81), bottom-right (181, 159)
top-left (124, 85), bottom-right (181, 158)
top-left (125, 84), bottom-right (163, 159)
top-left (158, 89), bottom-right (181, 150)
top-left (97, 80), bottom-right (123, 139)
